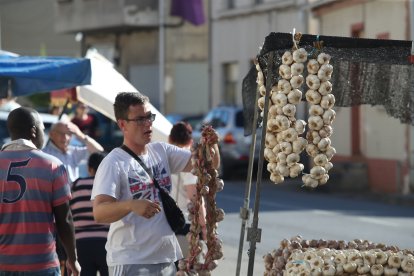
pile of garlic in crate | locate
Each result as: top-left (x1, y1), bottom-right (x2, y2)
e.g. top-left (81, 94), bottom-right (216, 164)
top-left (263, 236), bottom-right (414, 276)
top-left (257, 33), bottom-right (336, 188)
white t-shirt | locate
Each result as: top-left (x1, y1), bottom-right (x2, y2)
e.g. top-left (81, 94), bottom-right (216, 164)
top-left (91, 142), bottom-right (191, 266)
top-left (170, 171), bottom-right (197, 224)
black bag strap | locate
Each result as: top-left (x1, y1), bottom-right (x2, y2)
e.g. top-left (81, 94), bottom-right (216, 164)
top-left (120, 144), bottom-right (162, 190)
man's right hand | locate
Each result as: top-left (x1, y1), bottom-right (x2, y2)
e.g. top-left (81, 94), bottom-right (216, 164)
top-left (130, 199), bottom-right (161, 219)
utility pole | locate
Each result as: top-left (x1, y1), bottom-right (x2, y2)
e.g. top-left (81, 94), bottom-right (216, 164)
top-left (158, 0), bottom-right (165, 113)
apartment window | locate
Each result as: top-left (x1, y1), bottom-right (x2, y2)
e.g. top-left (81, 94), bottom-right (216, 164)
top-left (255, 0), bottom-right (264, 4)
top-left (377, 32), bottom-right (390, 39)
top-left (227, 0), bottom-right (235, 9)
top-left (351, 22), bottom-right (364, 38)
top-left (223, 63), bottom-right (238, 105)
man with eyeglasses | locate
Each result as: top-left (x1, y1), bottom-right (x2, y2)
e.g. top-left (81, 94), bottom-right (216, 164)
top-left (91, 92), bottom-right (220, 276)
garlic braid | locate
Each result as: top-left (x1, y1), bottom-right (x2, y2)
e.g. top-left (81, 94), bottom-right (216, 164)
top-left (303, 52), bottom-right (336, 188)
top-left (177, 126), bottom-right (223, 276)
top-left (257, 46), bottom-right (308, 184)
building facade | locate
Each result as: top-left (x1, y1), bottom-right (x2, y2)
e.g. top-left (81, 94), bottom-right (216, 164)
top-left (54, 0), bottom-right (209, 115)
top-left (210, 0), bottom-right (315, 107)
top-left (0, 0), bottom-right (80, 56)
top-left (311, 0), bottom-right (414, 194)
top-left (0, 0), bottom-right (209, 115)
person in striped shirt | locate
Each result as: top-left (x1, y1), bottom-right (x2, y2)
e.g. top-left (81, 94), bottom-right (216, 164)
top-left (0, 107), bottom-right (80, 276)
top-left (70, 151), bottom-right (109, 276)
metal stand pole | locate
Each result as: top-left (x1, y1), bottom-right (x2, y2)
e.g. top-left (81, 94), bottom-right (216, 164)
top-left (246, 52), bottom-right (274, 276)
top-left (235, 89), bottom-right (260, 276)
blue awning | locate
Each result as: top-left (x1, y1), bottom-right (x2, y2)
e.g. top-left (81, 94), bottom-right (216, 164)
top-left (0, 55), bottom-right (91, 97)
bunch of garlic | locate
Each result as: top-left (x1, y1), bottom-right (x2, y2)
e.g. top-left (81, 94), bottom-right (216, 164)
top-left (263, 236), bottom-right (413, 276)
top-left (178, 126), bottom-right (223, 276)
top-left (258, 48), bottom-right (309, 184)
top-left (302, 52), bottom-right (336, 188)
top-left (284, 248), bottom-right (414, 276)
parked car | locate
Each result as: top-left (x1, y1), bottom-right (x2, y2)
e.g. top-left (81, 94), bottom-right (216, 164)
top-left (0, 110), bottom-right (59, 148)
top-left (193, 106), bottom-right (263, 179)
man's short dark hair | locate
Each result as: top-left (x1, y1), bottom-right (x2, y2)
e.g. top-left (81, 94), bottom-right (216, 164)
top-left (7, 107), bottom-right (38, 140)
top-left (113, 92), bottom-right (149, 121)
top-left (88, 152), bottom-right (107, 171)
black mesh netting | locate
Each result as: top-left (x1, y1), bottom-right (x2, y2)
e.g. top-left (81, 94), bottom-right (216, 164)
top-left (242, 32), bottom-right (414, 136)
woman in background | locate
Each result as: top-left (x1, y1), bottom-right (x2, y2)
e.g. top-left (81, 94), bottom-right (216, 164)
top-left (169, 122), bottom-right (207, 262)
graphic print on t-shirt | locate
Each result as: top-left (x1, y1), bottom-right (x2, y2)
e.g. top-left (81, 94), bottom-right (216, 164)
top-left (152, 162), bottom-right (172, 192)
top-left (128, 166), bottom-right (152, 200)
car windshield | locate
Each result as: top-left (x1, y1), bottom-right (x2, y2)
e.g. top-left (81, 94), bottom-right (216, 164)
top-left (202, 109), bottom-right (227, 128)
top-left (235, 110), bottom-right (244, 127)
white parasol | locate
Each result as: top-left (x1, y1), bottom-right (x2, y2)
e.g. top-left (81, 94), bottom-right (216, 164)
top-left (77, 50), bottom-right (172, 142)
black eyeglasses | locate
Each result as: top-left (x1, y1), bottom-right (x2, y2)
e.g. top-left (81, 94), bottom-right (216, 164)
top-left (124, 113), bottom-right (156, 125)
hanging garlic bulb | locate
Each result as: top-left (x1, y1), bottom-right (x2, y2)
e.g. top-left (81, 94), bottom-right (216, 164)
top-left (307, 59), bottom-right (320, 74)
top-left (293, 48), bottom-right (308, 63)
top-left (319, 125), bottom-right (333, 138)
top-left (318, 64), bottom-right (333, 82)
top-left (314, 154), bottom-right (329, 166)
top-left (282, 104), bottom-right (296, 117)
top-left (309, 105), bottom-right (324, 116)
top-left (318, 81), bottom-right (333, 96)
top-left (270, 173), bottom-right (284, 184)
top-left (282, 51), bottom-right (294, 65)
top-left (306, 75), bottom-right (321, 90)
top-left (268, 105), bottom-right (280, 117)
top-left (259, 85), bottom-right (267, 96)
top-left (272, 93), bottom-right (288, 107)
top-left (308, 116), bottom-right (324, 130)
top-left (279, 64), bottom-right (292, 80)
top-left (282, 128), bottom-right (299, 142)
top-left (290, 75), bottom-right (304, 89)
top-left (278, 79), bottom-right (292, 94)
top-left (317, 53), bottom-right (331, 65)
top-left (294, 120), bottom-right (307, 135)
top-left (275, 115), bottom-right (290, 131)
top-left (265, 132), bottom-right (278, 149)
top-left (292, 137), bottom-right (307, 153)
top-left (320, 94), bottom-right (336, 109)
top-left (291, 62), bottom-right (304, 76)
top-left (306, 89), bottom-right (322, 105)
top-left (287, 89), bottom-right (302, 104)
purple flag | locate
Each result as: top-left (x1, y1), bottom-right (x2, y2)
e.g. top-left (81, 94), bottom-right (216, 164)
top-left (170, 0), bottom-right (205, 26)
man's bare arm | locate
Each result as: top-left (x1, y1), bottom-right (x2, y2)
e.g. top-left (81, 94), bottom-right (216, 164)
top-left (93, 194), bottom-right (161, 224)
